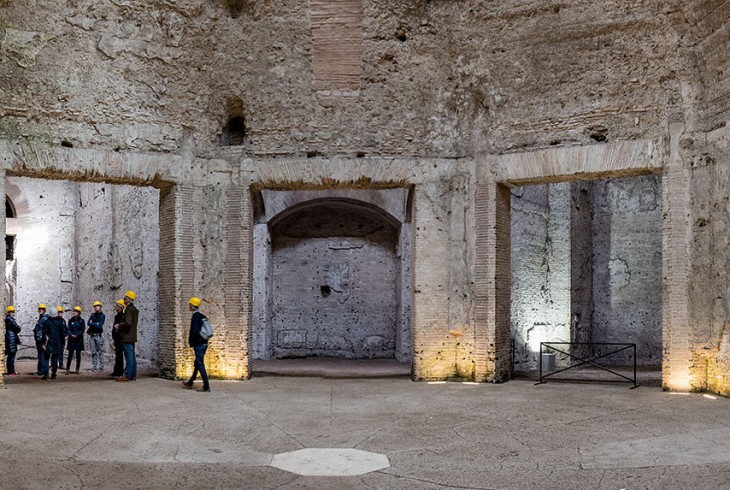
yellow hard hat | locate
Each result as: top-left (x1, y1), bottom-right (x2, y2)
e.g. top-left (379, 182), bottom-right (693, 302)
top-left (38, 304), bottom-right (47, 310)
top-left (115, 299), bottom-right (125, 307)
top-left (93, 300), bottom-right (102, 307)
top-left (6, 306), bottom-right (15, 313)
top-left (73, 306), bottom-right (82, 313)
top-left (124, 290), bottom-right (136, 301)
top-left (56, 306), bottom-right (63, 312)
top-left (189, 297), bottom-right (201, 308)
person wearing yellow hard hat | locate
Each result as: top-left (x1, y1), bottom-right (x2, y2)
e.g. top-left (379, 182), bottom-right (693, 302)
top-left (182, 297), bottom-right (211, 393)
top-left (34, 304), bottom-right (50, 376)
top-left (43, 306), bottom-right (66, 379)
top-left (110, 300), bottom-right (126, 378)
top-left (115, 290), bottom-right (138, 382)
top-left (87, 300), bottom-right (106, 373)
top-left (4, 306), bottom-right (21, 376)
top-left (65, 306), bottom-right (85, 375)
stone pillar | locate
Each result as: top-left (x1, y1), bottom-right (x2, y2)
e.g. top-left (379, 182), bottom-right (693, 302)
top-left (252, 222), bottom-right (271, 360)
top-left (663, 121), bottom-right (694, 391)
top-left (474, 172), bottom-right (511, 382)
top-left (570, 181), bottom-right (594, 356)
top-left (157, 184), bottom-right (193, 379)
top-left (220, 184), bottom-right (251, 379)
top-left (412, 182), bottom-right (453, 379)
top-left (546, 183), bottom-right (572, 346)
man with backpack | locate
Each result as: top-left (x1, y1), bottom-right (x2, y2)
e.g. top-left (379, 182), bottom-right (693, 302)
top-left (182, 296), bottom-right (211, 393)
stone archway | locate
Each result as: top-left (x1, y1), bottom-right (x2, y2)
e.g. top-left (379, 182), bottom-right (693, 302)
top-left (252, 189), bottom-right (412, 365)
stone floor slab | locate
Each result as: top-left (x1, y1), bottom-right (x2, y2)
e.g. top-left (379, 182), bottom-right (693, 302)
top-left (271, 448), bottom-right (390, 476)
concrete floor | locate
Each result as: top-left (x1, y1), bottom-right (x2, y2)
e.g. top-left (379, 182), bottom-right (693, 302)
top-left (1, 359), bottom-right (729, 489)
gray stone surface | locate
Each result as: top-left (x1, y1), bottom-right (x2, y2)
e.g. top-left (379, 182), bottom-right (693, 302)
top-left (5, 176), bottom-right (159, 364)
top-left (512, 175), bottom-right (662, 370)
top-left (0, 0), bottom-right (729, 392)
top-left (1, 359), bottom-right (729, 488)
top-left (271, 448), bottom-right (390, 476)
top-left (253, 189), bottom-right (411, 362)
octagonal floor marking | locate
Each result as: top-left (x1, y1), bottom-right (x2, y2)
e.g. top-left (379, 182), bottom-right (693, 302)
top-left (270, 448), bottom-right (390, 476)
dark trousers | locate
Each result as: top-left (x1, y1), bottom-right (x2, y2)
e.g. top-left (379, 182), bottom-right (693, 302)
top-left (6, 351), bottom-right (16, 374)
top-left (66, 349), bottom-right (81, 372)
top-left (36, 343), bottom-right (46, 375)
top-left (112, 342), bottom-right (124, 376)
top-left (188, 344), bottom-right (209, 389)
top-left (44, 352), bottom-right (59, 377)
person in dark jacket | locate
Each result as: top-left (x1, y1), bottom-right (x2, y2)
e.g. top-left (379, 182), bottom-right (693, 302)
top-left (109, 299), bottom-right (125, 379)
top-left (34, 304), bottom-right (49, 376)
top-left (42, 309), bottom-right (65, 380)
top-left (55, 306), bottom-right (67, 371)
top-left (65, 306), bottom-right (85, 375)
top-left (115, 290), bottom-right (138, 382)
top-left (4, 306), bottom-right (21, 376)
top-left (87, 300), bottom-right (105, 372)
top-left (182, 297), bottom-right (210, 392)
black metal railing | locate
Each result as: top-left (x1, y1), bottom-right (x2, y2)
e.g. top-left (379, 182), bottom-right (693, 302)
top-left (536, 342), bottom-right (638, 388)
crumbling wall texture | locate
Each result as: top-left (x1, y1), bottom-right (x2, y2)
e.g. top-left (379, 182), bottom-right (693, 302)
top-left (682, 1), bottom-right (730, 394)
top-left (0, 1), bottom-right (687, 157)
top-left (511, 184), bottom-right (571, 370)
top-left (591, 175), bottom-right (662, 366)
top-left (270, 204), bottom-right (398, 359)
top-left (5, 177), bottom-right (159, 363)
top-left (1, 1), bottom-right (728, 388)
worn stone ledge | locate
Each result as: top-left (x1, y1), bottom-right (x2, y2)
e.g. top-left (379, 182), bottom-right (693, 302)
top-left (488, 139), bottom-right (661, 185)
top-left (0, 139), bottom-right (185, 186)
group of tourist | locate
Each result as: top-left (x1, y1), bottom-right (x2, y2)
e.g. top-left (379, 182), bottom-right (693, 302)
top-left (4, 293), bottom-right (211, 392)
top-left (3, 290), bottom-right (139, 382)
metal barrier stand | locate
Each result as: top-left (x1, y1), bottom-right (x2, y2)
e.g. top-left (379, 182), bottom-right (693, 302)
top-left (535, 342), bottom-right (638, 389)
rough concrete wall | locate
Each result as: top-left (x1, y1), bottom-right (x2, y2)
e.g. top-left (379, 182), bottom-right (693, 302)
top-left (6, 177), bottom-right (75, 347)
top-left (74, 183), bottom-right (159, 363)
top-left (592, 175), bottom-right (662, 366)
top-left (0, 1), bottom-right (685, 158)
top-left (4, 177), bottom-right (159, 362)
top-left (682, 2), bottom-right (730, 394)
top-left (510, 183), bottom-right (571, 370)
top-left (570, 181), bottom-right (593, 345)
top-left (270, 205), bottom-right (398, 359)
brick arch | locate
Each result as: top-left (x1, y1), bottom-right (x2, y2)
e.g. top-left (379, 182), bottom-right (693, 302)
top-left (5, 180), bottom-right (32, 218)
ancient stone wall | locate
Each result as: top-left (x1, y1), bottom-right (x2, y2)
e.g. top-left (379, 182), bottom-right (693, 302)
top-left (0, 1), bottom-right (685, 157)
top-left (0, 1), bottom-right (728, 392)
top-left (591, 175), bottom-right (662, 365)
top-left (510, 184), bottom-right (571, 370)
top-left (5, 177), bottom-right (76, 347)
top-left (4, 177), bottom-right (159, 363)
top-left (682, 2), bottom-right (730, 393)
top-left (74, 183), bottom-right (160, 363)
top-left (252, 188), bottom-right (411, 362)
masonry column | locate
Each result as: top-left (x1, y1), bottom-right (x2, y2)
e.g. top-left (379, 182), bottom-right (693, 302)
top-left (157, 183), bottom-right (194, 379)
top-left (663, 121), bottom-right (694, 391)
top-left (474, 165), bottom-right (511, 382)
top-left (412, 182), bottom-right (453, 379)
top-left (220, 184), bottom-right (251, 379)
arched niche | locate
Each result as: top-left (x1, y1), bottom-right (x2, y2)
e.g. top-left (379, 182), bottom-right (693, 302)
top-left (252, 190), bottom-right (412, 363)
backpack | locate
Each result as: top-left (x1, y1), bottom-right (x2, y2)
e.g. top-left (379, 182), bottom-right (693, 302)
top-left (200, 316), bottom-right (213, 341)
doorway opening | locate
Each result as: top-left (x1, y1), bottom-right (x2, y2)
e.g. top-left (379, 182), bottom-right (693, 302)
top-left (251, 188), bottom-right (412, 377)
top-left (509, 174), bottom-right (662, 383)
top-left (5, 176), bottom-right (160, 373)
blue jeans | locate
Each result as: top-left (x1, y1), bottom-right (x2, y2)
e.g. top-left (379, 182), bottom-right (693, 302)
top-left (189, 344), bottom-right (209, 389)
top-left (36, 344), bottom-right (48, 375)
top-left (123, 343), bottom-right (136, 379)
